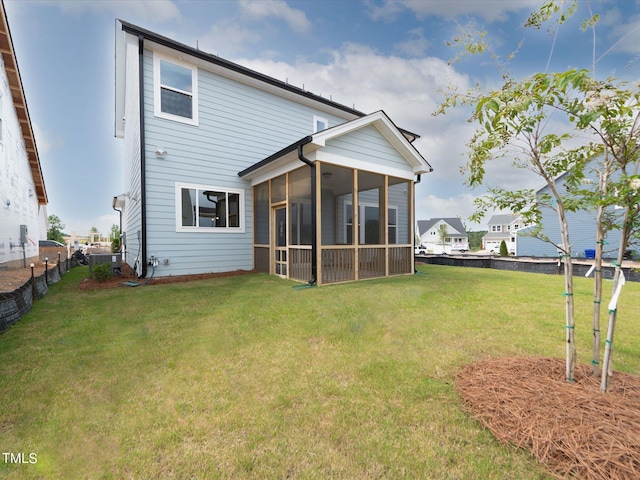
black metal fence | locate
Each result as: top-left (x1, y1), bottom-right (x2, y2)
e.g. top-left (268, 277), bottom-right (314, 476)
top-left (0, 257), bottom-right (73, 333)
top-left (419, 255), bottom-right (640, 282)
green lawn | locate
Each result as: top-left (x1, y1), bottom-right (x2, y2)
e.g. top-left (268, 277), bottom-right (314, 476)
top-left (1, 265), bottom-right (639, 479)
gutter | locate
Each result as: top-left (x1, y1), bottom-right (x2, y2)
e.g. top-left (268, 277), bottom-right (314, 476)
top-left (296, 138), bottom-right (317, 285)
top-left (238, 136), bottom-right (313, 178)
top-left (138, 34), bottom-right (147, 278)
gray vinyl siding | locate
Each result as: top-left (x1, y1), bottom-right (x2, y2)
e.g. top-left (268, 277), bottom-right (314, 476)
top-left (141, 49), bottom-right (352, 276)
top-left (516, 209), bottom-right (623, 258)
top-left (516, 164), bottom-right (623, 258)
top-left (324, 125), bottom-right (408, 170)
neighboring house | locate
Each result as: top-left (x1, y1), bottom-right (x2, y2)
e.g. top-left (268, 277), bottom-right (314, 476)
top-left (482, 214), bottom-right (522, 254)
top-left (516, 162), bottom-right (624, 258)
top-left (113, 21), bottom-right (432, 285)
top-left (0, 3), bottom-right (48, 269)
top-left (416, 218), bottom-right (468, 254)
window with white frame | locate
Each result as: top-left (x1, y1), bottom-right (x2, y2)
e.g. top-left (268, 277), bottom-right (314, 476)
top-left (176, 183), bottom-right (243, 231)
top-left (313, 116), bottom-right (328, 133)
top-left (154, 55), bottom-right (198, 125)
top-left (344, 202), bottom-right (397, 244)
top-left (491, 225), bottom-right (502, 232)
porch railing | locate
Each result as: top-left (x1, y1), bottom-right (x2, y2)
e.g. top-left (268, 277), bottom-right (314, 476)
top-left (256, 244), bottom-right (413, 284)
top-left (358, 247), bottom-right (386, 279)
top-left (289, 247), bottom-right (312, 282)
top-left (321, 247), bottom-right (355, 284)
top-left (388, 246), bottom-right (412, 275)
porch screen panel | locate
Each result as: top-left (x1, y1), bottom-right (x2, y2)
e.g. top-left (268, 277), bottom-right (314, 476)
top-left (358, 171), bottom-right (384, 245)
top-left (321, 165), bottom-right (353, 246)
top-left (271, 175), bottom-right (286, 203)
top-left (289, 167), bottom-right (312, 245)
top-left (254, 182), bottom-right (269, 244)
top-left (388, 177), bottom-right (410, 244)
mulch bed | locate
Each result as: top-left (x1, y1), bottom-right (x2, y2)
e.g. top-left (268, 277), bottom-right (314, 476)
top-left (456, 357), bottom-right (640, 479)
top-left (78, 262), bottom-right (255, 290)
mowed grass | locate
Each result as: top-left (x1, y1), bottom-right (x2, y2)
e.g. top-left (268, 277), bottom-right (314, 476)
top-left (1, 265), bottom-right (639, 479)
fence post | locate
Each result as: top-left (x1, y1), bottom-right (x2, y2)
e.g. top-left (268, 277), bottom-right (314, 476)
top-left (58, 252), bottom-right (61, 276)
top-left (45, 257), bottom-right (48, 284)
top-left (30, 263), bottom-right (35, 302)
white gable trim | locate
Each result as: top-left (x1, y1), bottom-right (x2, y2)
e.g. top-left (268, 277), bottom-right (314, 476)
top-left (311, 111), bottom-right (431, 174)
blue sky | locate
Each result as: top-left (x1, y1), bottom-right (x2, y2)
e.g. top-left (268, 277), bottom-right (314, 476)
top-left (5, 0), bottom-right (640, 235)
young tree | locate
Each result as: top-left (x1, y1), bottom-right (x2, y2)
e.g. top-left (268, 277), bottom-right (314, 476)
top-left (439, 0), bottom-right (640, 390)
top-left (563, 82), bottom-right (640, 386)
top-left (499, 240), bottom-right (508, 257)
top-left (437, 223), bottom-right (448, 254)
top-left (47, 214), bottom-right (65, 244)
top-left (446, 70), bottom-right (597, 382)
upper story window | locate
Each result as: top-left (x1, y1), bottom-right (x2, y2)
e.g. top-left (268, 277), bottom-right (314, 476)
top-left (154, 55), bottom-right (198, 125)
top-left (176, 182), bottom-right (243, 232)
top-left (491, 225), bottom-right (502, 232)
top-left (313, 116), bottom-right (328, 132)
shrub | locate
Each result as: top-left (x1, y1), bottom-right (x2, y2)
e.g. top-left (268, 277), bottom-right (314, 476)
top-left (111, 237), bottom-right (121, 253)
top-left (499, 240), bottom-right (509, 256)
top-left (92, 263), bottom-right (112, 282)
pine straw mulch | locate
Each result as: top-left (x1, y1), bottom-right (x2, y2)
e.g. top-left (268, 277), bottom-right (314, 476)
top-left (77, 262), bottom-right (255, 290)
top-left (455, 357), bottom-right (640, 479)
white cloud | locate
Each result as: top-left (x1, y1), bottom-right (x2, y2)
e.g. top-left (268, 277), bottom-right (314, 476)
top-left (238, 0), bottom-right (311, 34)
top-left (414, 191), bottom-right (486, 229)
top-left (394, 27), bottom-right (430, 57)
top-left (367, 0), bottom-right (541, 23)
top-left (41, 0), bottom-right (181, 23)
top-left (32, 122), bottom-right (63, 155)
top-left (602, 14), bottom-right (640, 55)
top-left (198, 19), bottom-right (263, 56)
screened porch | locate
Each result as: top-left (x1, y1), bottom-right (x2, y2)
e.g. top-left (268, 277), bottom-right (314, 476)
top-left (252, 162), bottom-right (414, 285)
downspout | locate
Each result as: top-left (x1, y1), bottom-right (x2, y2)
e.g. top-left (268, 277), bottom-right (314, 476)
top-left (138, 34), bottom-right (147, 278)
top-left (111, 196), bottom-right (122, 239)
top-left (112, 196), bottom-right (124, 262)
top-left (297, 138), bottom-right (316, 285)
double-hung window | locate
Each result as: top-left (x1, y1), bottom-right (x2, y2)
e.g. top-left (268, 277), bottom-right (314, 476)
top-left (176, 183), bottom-right (243, 232)
top-left (154, 55), bottom-right (198, 125)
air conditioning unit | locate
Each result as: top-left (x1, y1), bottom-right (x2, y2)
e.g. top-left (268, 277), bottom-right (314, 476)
top-left (88, 253), bottom-right (122, 275)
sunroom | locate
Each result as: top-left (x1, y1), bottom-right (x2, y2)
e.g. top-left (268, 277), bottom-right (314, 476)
top-left (239, 111), bottom-right (432, 285)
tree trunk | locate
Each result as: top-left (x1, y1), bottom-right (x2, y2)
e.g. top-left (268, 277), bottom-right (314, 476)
top-left (557, 203), bottom-right (576, 382)
top-left (591, 162), bottom-right (610, 378)
top-left (600, 211), bottom-right (631, 392)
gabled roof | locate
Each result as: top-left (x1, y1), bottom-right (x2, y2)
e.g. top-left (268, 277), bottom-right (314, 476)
top-left (0, 3), bottom-right (46, 204)
top-left (115, 20), bottom-right (421, 143)
top-left (417, 218), bottom-right (467, 236)
top-left (486, 214), bottom-right (517, 226)
top-left (238, 111), bottom-right (432, 179)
